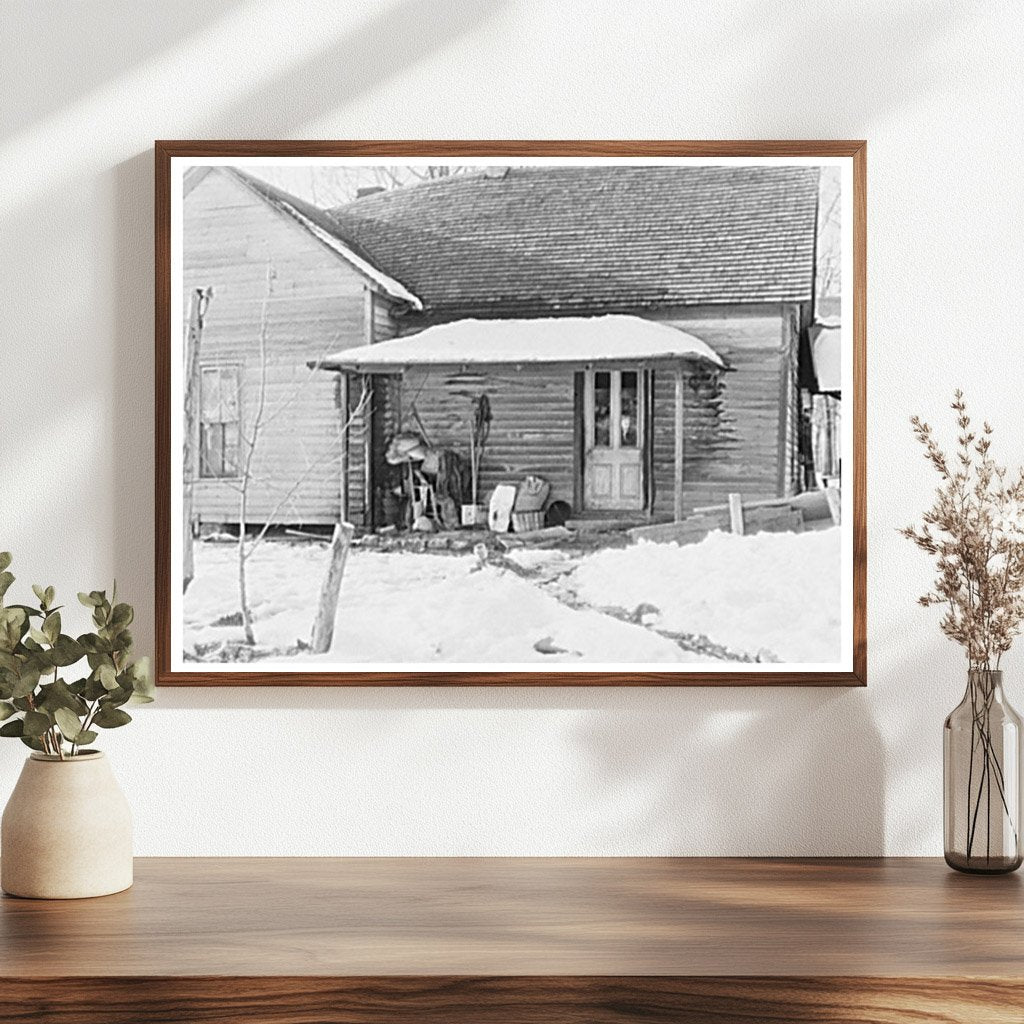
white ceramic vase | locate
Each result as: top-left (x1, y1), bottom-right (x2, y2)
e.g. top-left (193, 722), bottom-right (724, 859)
top-left (1, 751), bottom-right (133, 899)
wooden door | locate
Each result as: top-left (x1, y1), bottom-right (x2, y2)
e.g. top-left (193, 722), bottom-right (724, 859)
top-left (583, 369), bottom-right (645, 511)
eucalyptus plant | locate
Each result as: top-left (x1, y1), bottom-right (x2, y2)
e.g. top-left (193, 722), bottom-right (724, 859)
top-left (0, 552), bottom-right (153, 759)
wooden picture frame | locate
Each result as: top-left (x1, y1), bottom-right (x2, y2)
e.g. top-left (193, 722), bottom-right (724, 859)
top-left (156, 140), bottom-right (866, 686)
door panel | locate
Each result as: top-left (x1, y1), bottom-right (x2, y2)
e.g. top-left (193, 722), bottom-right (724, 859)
top-left (583, 369), bottom-right (646, 512)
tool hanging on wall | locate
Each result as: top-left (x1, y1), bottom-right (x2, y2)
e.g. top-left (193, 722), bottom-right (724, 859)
top-left (468, 393), bottom-right (492, 507)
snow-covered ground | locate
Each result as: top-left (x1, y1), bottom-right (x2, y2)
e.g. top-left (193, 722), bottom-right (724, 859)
top-left (554, 529), bottom-right (841, 663)
top-left (183, 527), bottom-right (842, 666)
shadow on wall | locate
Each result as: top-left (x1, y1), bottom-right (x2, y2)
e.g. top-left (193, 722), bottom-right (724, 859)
top-left (146, 681), bottom-right (886, 856)
top-left (570, 687), bottom-right (885, 856)
top-left (724, 0), bottom-right (973, 133)
top-left (0, 1), bottom-right (244, 138)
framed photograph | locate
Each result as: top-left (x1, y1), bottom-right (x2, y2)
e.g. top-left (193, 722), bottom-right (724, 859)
top-left (156, 141), bottom-right (865, 686)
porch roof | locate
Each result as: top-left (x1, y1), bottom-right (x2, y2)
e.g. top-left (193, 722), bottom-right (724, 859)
top-left (316, 315), bottom-right (725, 373)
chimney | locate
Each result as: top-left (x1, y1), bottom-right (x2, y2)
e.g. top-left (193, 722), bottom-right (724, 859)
top-left (356, 186), bottom-right (386, 199)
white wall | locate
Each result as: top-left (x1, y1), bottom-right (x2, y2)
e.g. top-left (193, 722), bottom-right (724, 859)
top-left (1, 0), bottom-right (1022, 855)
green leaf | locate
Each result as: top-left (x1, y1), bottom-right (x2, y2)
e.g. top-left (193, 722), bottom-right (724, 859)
top-left (79, 634), bottom-right (111, 656)
top-left (0, 607), bottom-right (26, 652)
top-left (28, 627), bottom-right (49, 646)
top-left (0, 701), bottom-right (16, 721)
top-left (0, 553), bottom-right (11, 573)
top-left (104, 684), bottom-right (132, 708)
top-left (78, 592), bottom-right (99, 608)
top-left (0, 572), bottom-right (14, 601)
top-left (93, 705), bottom-right (131, 729)
top-left (0, 719), bottom-right (24, 737)
top-left (22, 711), bottom-right (50, 738)
top-left (19, 735), bottom-right (45, 752)
top-left (83, 675), bottom-right (108, 701)
top-left (98, 663), bottom-right (118, 690)
top-left (32, 584), bottom-right (47, 608)
top-left (53, 707), bottom-right (85, 742)
top-left (36, 678), bottom-right (88, 716)
top-left (7, 604), bottom-right (41, 619)
top-left (110, 603), bottom-right (133, 629)
top-left (42, 611), bottom-right (60, 644)
top-left (128, 656), bottom-right (155, 702)
top-left (49, 635), bottom-right (85, 668)
top-left (74, 730), bottom-right (97, 747)
top-left (11, 665), bottom-right (41, 699)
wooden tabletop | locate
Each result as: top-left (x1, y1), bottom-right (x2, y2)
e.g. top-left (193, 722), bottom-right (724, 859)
top-left (1, 856), bottom-right (1021, 978)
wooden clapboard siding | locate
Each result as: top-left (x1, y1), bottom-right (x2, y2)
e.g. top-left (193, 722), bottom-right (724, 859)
top-left (649, 306), bottom-right (791, 517)
top-left (340, 295), bottom-right (403, 527)
top-left (779, 304), bottom-right (803, 496)
top-left (401, 366), bottom-right (577, 509)
top-left (345, 304), bottom-right (805, 523)
top-left (183, 168), bottom-right (375, 525)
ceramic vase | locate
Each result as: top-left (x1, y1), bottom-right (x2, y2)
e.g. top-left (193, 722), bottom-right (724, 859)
top-left (1, 751), bottom-right (133, 898)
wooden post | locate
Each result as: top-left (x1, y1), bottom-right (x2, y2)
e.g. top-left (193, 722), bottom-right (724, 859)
top-left (728, 492), bottom-right (745, 535)
top-left (673, 365), bottom-right (685, 522)
top-left (363, 374), bottom-right (374, 530)
top-left (338, 372), bottom-right (349, 523)
top-left (182, 287), bottom-right (212, 592)
top-left (310, 523), bottom-right (355, 654)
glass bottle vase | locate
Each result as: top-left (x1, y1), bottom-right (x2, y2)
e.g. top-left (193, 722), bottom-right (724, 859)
top-left (944, 669), bottom-right (1023, 873)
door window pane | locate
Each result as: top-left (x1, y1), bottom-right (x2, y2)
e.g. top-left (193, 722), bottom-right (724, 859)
top-left (620, 371), bottom-right (638, 447)
top-left (593, 371), bottom-right (611, 447)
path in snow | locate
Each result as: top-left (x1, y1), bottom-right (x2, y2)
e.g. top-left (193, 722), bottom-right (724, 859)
top-left (183, 542), bottom-right (706, 665)
top-left (182, 526), bottom-right (841, 666)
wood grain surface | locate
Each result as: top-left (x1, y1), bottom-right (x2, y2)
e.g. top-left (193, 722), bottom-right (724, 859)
top-left (1, 857), bottom-right (1020, 1023)
top-left (155, 139), bottom-right (867, 687)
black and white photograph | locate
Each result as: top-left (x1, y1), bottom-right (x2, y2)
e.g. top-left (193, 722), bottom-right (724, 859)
top-left (164, 150), bottom-right (858, 679)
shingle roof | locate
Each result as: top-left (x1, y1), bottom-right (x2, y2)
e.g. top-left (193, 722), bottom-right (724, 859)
top-left (326, 165), bottom-right (820, 316)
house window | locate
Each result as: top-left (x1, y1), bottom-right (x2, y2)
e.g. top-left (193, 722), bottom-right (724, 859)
top-left (199, 366), bottom-right (240, 478)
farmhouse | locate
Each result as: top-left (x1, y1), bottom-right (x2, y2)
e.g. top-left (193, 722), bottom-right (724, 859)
top-left (184, 165), bottom-right (828, 532)
top-left (181, 166), bottom-right (417, 527)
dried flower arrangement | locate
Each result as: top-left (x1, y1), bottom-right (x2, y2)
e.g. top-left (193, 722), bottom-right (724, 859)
top-left (902, 390), bottom-right (1024, 667)
top-left (903, 390), bottom-right (1024, 869)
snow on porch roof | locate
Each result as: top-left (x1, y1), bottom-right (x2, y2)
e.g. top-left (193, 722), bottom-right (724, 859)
top-left (315, 315), bottom-right (725, 372)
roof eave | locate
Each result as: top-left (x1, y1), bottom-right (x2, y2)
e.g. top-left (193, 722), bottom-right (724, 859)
top-left (225, 168), bottom-right (424, 311)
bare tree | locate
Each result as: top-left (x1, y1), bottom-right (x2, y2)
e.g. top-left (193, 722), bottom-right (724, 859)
top-left (817, 167), bottom-right (842, 301)
top-left (227, 262), bottom-right (370, 646)
top-left (253, 165), bottom-right (479, 208)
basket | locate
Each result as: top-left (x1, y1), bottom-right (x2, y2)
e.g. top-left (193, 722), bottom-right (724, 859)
top-left (511, 511), bottom-right (545, 533)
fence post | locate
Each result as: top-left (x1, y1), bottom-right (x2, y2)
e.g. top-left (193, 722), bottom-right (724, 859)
top-left (310, 523), bottom-right (355, 654)
top-left (728, 493), bottom-right (745, 535)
